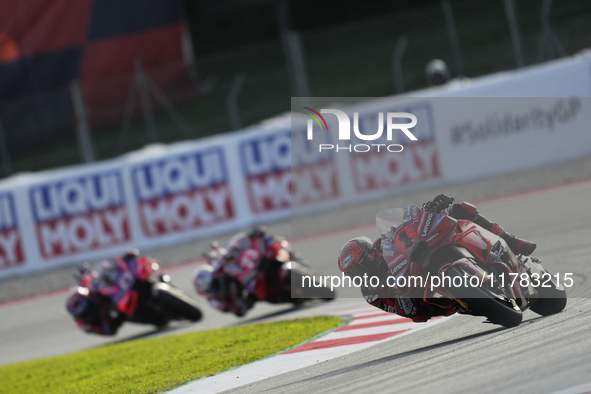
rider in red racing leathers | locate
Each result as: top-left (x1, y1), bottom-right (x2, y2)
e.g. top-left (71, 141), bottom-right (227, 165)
top-left (193, 263), bottom-right (254, 317)
top-left (194, 226), bottom-right (290, 316)
top-left (337, 194), bottom-right (536, 323)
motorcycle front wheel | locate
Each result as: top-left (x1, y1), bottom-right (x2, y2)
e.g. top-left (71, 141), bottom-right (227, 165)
top-left (445, 267), bottom-right (523, 328)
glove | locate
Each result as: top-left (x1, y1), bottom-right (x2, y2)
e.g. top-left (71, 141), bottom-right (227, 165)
top-left (422, 194), bottom-right (454, 213)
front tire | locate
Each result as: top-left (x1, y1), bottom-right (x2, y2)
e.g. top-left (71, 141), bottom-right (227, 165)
top-left (446, 267), bottom-right (523, 328)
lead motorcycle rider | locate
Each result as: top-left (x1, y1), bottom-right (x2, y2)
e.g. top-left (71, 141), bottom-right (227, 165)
top-left (337, 194), bottom-right (537, 322)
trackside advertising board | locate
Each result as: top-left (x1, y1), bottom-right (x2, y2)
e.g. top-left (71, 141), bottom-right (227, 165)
top-left (239, 120), bottom-right (341, 220)
top-left (239, 129), bottom-right (292, 214)
top-left (1, 53), bottom-right (591, 279)
top-left (129, 145), bottom-right (236, 240)
top-left (30, 170), bottom-right (130, 259)
top-left (432, 97), bottom-right (591, 182)
top-left (342, 100), bottom-right (440, 196)
top-left (24, 164), bottom-right (136, 272)
top-left (0, 192), bottom-right (24, 271)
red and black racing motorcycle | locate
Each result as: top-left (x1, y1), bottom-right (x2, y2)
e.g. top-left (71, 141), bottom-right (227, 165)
top-left (377, 204), bottom-right (567, 327)
top-left (75, 252), bottom-right (202, 331)
top-left (201, 239), bottom-right (335, 316)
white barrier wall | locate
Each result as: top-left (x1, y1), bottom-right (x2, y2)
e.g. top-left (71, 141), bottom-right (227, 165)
top-left (1, 53), bottom-right (591, 279)
top-left (432, 97), bottom-right (591, 182)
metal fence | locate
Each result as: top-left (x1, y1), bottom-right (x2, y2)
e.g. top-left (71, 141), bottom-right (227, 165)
top-left (0, 0), bottom-right (589, 178)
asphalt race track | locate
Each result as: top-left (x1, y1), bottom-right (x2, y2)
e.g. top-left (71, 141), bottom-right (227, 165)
top-left (1, 179), bottom-right (591, 394)
top-left (0, 262), bottom-right (365, 366)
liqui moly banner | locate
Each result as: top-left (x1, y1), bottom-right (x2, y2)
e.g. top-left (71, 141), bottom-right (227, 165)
top-left (1, 53), bottom-right (591, 280)
top-left (29, 170), bottom-right (131, 260)
top-left (343, 101), bottom-right (440, 194)
top-left (240, 130), bottom-right (292, 214)
top-left (291, 125), bottom-right (340, 208)
top-left (0, 192), bottom-right (25, 270)
top-left (238, 120), bottom-right (341, 219)
top-left (129, 145), bottom-right (237, 241)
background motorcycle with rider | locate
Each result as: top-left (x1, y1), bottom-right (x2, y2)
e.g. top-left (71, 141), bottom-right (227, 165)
top-left (194, 227), bottom-right (335, 317)
top-left (66, 250), bottom-right (202, 335)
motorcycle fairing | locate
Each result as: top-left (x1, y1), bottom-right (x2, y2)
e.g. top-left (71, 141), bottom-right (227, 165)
top-left (444, 221), bottom-right (534, 308)
top-left (377, 204), bottom-right (535, 310)
top-left (94, 256), bottom-right (158, 316)
top-left (379, 204), bottom-right (457, 289)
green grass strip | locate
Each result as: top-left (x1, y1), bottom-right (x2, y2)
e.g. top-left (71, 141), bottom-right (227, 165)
top-left (0, 316), bottom-right (342, 394)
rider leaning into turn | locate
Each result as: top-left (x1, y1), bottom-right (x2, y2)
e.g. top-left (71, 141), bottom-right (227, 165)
top-left (66, 284), bottom-right (124, 336)
top-left (193, 226), bottom-right (288, 316)
top-left (336, 194), bottom-right (536, 323)
top-left (65, 252), bottom-right (140, 335)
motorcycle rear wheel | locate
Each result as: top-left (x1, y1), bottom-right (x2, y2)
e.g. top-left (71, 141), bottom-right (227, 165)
top-left (446, 267), bottom-right (523, 328)
top-left (153, 283), bottom-right (203, 322)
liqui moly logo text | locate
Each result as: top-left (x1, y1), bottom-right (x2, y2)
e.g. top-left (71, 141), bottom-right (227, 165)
top-left (240, 129), bottom-right (339, 213)
top-left (30, 172), bottom-right (130, 259)
top-left (303, 107), bottom-right (418, 153)
top-left (345, 102), bottom-right (442, 193)
top-left (0, 193), bottom-right (25, 269)
top-left (131, 148), bottom-right (234, 237)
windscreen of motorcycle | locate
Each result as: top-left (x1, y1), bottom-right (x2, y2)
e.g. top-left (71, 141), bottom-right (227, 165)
top-left (376, 207), bottom-right (406, 235)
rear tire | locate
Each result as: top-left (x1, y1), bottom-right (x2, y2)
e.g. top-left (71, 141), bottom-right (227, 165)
top-left (153, 284), bottom-right (202, 322)
top-left (446, 267), bottom-right (522, 328)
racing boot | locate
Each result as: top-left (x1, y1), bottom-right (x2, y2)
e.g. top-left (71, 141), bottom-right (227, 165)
top-left (482, 221), bottom-right (537, 256)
